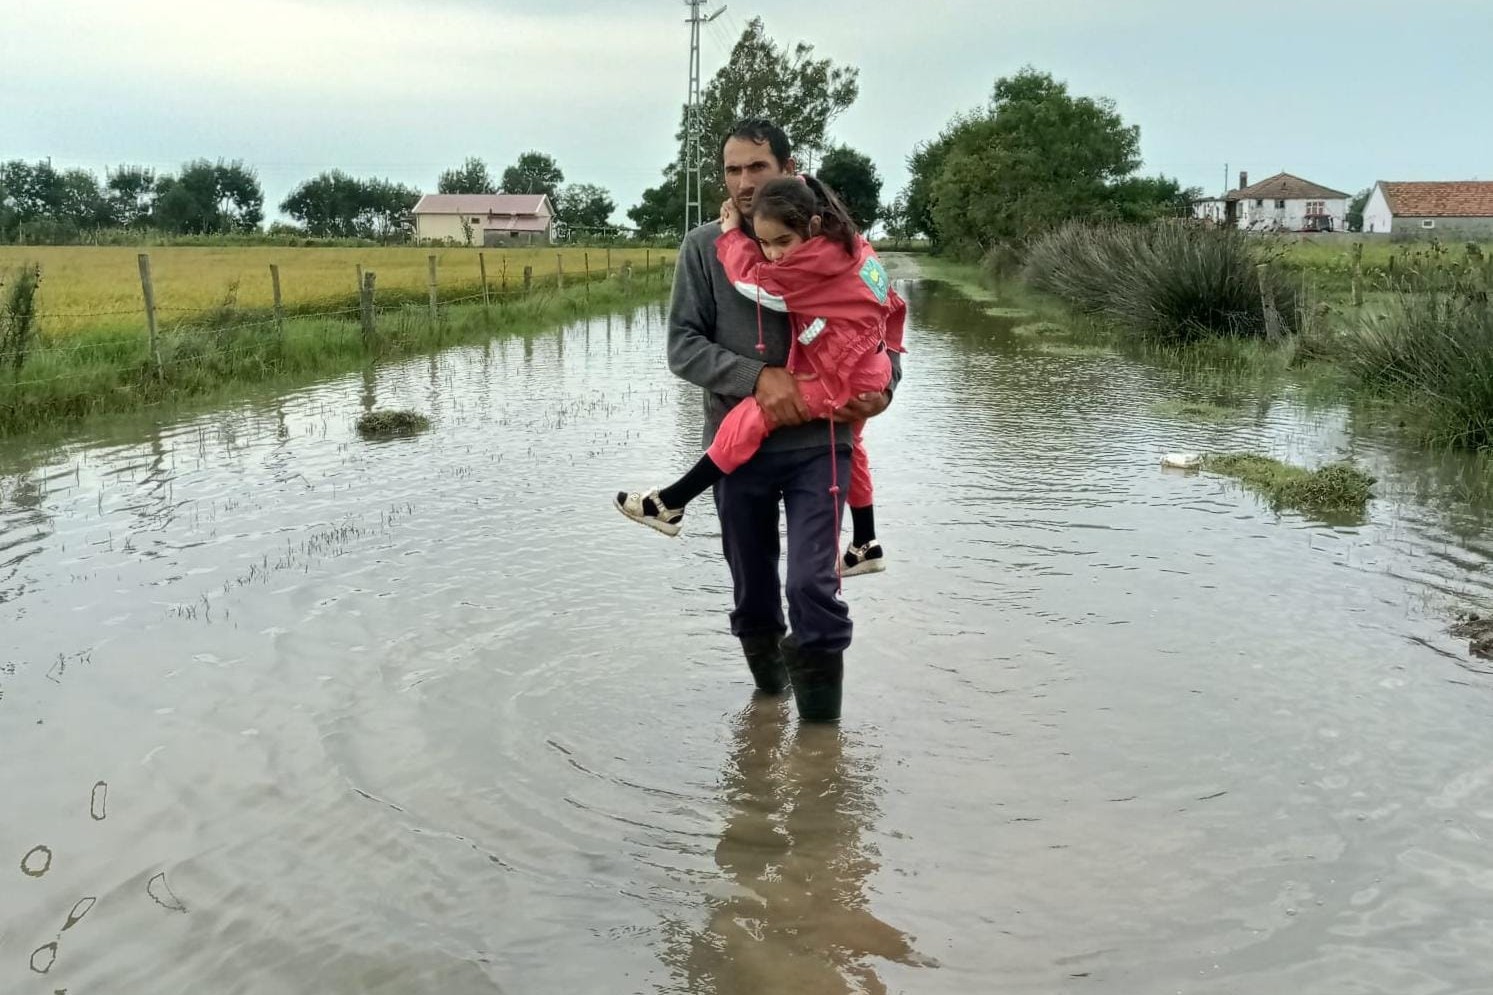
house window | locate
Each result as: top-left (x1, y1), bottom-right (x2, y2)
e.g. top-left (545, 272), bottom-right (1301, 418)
top-left (1255, 199), bottom-right (1263, 207)
top-left (470, 217), bottom-right (480, 224)
top-left (1421, 219), bottom-right (1436, 229)
top-left (1275, 199), bottom-right (1286, 209)
top-left (1305, 200), bottom-right (1324, 215)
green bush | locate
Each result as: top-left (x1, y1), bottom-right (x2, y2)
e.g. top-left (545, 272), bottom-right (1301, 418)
top-left (1343, 289), bottom-right (1493, 448)
top-left (1023, 221), bottom-right (1299, 344)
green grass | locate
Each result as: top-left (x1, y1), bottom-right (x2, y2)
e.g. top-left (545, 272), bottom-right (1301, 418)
top-left (0, 275), bottom-right (668, 436)
top-left (355, 409), bottom-right (430, 437)
top-left (1339, 290), bottom-right (1493, 449)
top-left (1200, 453), bottom-right (1375, 516)
top-left (1024, 221), bottom-right (1302, 344)
top-left (1149, 399), bottom-right (1237, 422)
top-left (1011, 321), bottom-right (1069, 337)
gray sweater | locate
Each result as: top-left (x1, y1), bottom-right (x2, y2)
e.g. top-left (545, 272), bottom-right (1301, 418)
top-left (666, 220), bottom-right (902, 452)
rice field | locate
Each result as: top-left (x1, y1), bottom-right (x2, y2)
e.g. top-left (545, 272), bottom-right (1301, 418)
top-left (0, 245), bottom-right (669, 337)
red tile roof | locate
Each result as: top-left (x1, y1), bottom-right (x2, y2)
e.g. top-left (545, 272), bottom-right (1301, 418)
top-left (1225, 172), bottom-right (1350, 201)
top-left (412, 194), bottom-right (551, 216)
top-left (1379, 181), bottom-right (1493, 218)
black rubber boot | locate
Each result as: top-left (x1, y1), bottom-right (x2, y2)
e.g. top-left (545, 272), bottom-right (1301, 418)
top-left (740, 633), bottom-right (789, 695)
top-left (780, 634), bottom-right (843, 723)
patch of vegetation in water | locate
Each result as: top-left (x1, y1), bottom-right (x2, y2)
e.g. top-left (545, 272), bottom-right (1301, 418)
top-left (1200, 452), bottom-right (1374, 516)
top-left (984, 305), bottom-right (1035, 319)
top-left (1031, 341), bottom-right (1112, 358)
top-left (1149, 399), bottom-right (1237, 422)
top-left (356, 409), bottom-right (430, 438)
top-left (1011, 321), bottom-right (1069, 337)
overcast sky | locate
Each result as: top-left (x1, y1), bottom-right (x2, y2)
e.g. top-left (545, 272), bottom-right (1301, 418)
top-left (4, 0), bottom-right (1489, 224)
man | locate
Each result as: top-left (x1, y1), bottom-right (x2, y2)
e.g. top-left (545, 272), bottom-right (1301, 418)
top-left (667, 118), bottom-right (901, 723)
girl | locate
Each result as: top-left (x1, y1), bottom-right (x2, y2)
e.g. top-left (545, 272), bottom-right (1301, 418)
top-left (615, 175), bottom-right (906, 577)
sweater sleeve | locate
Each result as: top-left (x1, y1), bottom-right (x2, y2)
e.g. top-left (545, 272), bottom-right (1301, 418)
top-left (667, 228), bottom-right (766, 399)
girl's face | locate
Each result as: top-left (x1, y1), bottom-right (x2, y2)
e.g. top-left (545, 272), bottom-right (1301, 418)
top-left (755, 214), bottom-right (820, 262)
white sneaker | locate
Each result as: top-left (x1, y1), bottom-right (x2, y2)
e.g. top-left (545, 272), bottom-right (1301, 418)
top-left (614, 488), bottom-right (683, 537)
top-left (842, 539), bottom-right (886, 577)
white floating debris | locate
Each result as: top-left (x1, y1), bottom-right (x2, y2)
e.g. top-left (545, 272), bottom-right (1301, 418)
top-left (1161, 453), bottom-right (1203, 470)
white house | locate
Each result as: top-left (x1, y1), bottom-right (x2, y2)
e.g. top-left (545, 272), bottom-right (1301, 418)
top-left (1191, 196), bottom-right (1227, 224)
top-left (1362, 181), bottom-right (1493, 237)
top-left (411, 194), bottom-right (555, 246)
top-left (1223, 172), bottom-right (1350, 232)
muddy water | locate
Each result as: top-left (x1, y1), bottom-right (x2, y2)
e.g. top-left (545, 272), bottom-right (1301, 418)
top-left (4, 279), bottom-right (1493, 994)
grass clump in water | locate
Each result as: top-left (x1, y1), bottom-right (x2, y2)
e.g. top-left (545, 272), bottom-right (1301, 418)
top-left (1024, 221), bottom-right (1299, 344)
top-left (1150, 399), bottom-right (1236, 422)
top-left (1200, 452), bottom-right (1374, 515)
top-left (356, 409), bottom-right (430, 437)
top-left (1341, 290), bottom-right (1493, 449)
top-left (1012, 321), bottom-right (1068, 337)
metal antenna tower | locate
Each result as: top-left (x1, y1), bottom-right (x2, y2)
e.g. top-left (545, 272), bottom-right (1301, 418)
top-left (683, 0), bottom-right (726, 235)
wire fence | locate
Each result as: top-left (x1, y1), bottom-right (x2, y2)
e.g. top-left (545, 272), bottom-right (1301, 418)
top-left (0, 249), bottom-right (674, 395)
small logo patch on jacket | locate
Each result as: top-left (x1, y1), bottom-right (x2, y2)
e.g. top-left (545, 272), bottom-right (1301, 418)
top-left (859, 257), bottom-right (890, 303)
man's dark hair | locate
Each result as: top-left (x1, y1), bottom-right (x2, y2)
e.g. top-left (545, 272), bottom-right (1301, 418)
top-left (720, 118), bottom-right (792, 167)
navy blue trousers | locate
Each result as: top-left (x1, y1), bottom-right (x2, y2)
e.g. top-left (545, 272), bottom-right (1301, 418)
top-left (713, 444), bottom-right (852, 653)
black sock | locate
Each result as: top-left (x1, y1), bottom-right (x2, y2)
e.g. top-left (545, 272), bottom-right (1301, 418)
top-left (851, 505), bottom-right (876, 546)
top-left (657, 455), bottom-right (725, 511)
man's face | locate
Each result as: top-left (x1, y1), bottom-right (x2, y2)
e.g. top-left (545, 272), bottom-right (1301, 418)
top-left (722, 137), bottom-right (793, 218)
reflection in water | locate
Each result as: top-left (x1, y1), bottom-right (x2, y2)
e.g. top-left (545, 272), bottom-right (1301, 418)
top-left (664, 700), bottom-right (927, 993)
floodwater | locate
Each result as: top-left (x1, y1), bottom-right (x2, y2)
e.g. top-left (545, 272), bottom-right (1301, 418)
top-left (4, 274), bottom-right (1493, 994)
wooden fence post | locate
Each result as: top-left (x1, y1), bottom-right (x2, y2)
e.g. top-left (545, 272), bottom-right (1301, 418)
top-left (502, 255), bottom-right (508, 294)
top-left (1257, 263), bottom-right (1283, 341)
top-left (269, 264), bottom-right (284, 339)
top-left (584, 251), bottom-right (590, 299)
top-left (1351, 241), bottom-right (1364, 307)
top-left (360, 271), bottom-right (377, 342)
top-left (523, 265), bottom-right (533, 295)
top-left (646, 249), bottom-right (651, 279)
top-left (479, 252), bottom-right (490, 307)
top-left (137, 252), bottom-right (161, 376)
top-left (426, 254), bottom-right (439, 323)
top-left (556, 253), bottom-right (564, 291)
top-left (605, 247), bottom-right (612, 278)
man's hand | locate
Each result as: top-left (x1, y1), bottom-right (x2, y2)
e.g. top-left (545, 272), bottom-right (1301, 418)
top-left (832, 391), bottom-right (891, 423)
top-left (720, 199), bottom-right (742, 233)
top-left (755, 366), bottom-right (811, 428)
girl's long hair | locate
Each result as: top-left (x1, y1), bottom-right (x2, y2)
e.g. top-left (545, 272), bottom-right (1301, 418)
top-left (754, 175), bottom-right (859, 256)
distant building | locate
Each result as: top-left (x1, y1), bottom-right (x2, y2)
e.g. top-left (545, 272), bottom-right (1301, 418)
top-left (1219, 171), bottom-right (1350, 232)
top-left (1191, 196), bottom-right (1227, 224)
top-left (411, 194), bottom-right (555, 246)
top-left (1361, 181), bottom-right (1493, 237)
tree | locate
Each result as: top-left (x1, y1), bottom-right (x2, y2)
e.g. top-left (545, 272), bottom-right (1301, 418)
top-left (280, 170), bottom-right (365, 237)
top-left (630, 17), bottom-right (859, 238)
top-left (1346, 187), bottom-right (1371, 233)
top-left (152, 159), bottom-right (263, 234)
top-left (923, 67), bottom-right (1142, 254)
top-left (555, 182), bottom-right (616, 230)
top-left (281, 171), bottom-right (417, 241)
top-left (501, 151), bottom-right (564, 199)
top-left (627, 165), bottom-right (689, 239)
top-left (437, 156), bottom-right (496, 195)
top-left (1101, 175), bottom-right (1201, 223)
top-left (900, 125), bottom-right (959, 243)
top-left (817, 145), bottom-right (882, 230)
top-left (55, 169), bottom-right (109, 229)
top-left (213, 160), bottom-right (264, 231)
top-left (106, 166), bottom-right (156, 227)
top-left (0, 160), bottom-right (63, 222)
top-left (879, 191), bottom-right (915, 247)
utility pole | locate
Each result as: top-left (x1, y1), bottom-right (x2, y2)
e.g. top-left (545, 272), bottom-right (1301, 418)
top-left (682, 0), bottom-right (726, 235)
